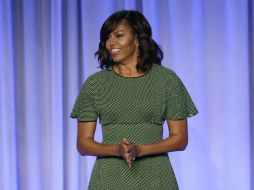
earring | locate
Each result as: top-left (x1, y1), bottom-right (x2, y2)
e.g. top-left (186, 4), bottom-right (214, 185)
top-left (136, 47), bottom-right (140, 57)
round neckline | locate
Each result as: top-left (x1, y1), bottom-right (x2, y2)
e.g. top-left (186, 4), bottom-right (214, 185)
top-left (111, 64), bottom-right (153, 79)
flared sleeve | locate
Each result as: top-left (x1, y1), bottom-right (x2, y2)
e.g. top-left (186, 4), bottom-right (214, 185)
top-left (165, 72), bottom-right (198, 120)
top-left (70, 79), bottom-right (98, 122)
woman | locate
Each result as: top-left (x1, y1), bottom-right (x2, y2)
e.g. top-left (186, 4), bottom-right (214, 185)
top-left (71, 10), bottom-right (198, 190)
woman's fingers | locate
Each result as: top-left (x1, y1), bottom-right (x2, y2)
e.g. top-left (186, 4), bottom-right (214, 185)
top-left (126, 154), bottom-right (134, 168)
top-left (119, 142), bottom-right (132, 160)
top-left (120, 138), bottom-right (139, 167)
top-left (122, 138), bottom-right (131, 145)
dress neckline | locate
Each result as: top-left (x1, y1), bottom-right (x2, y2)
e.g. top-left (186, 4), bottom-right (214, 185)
top-left (110, 64), bottom-right (153, 79)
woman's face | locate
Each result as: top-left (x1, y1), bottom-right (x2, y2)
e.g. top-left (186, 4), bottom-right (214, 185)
top-left (106, 21), bottom-right (139, 65)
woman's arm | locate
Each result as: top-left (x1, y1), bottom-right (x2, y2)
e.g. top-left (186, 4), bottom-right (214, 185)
top-left (77, 121), bottom-right (120, 156)
top-left (77, 121), bottom-right (133, 166)
top-left (126, 119), bottom-right (188, 158)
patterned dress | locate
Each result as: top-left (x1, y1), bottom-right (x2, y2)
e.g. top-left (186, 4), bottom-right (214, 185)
top-left (71, 64), bottom-right (198, 189)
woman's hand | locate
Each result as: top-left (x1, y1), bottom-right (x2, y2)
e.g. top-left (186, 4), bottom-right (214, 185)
top-left (119, 138), bottom-right (140, 168)
top-left (118, 138), bottom-right (130, 165)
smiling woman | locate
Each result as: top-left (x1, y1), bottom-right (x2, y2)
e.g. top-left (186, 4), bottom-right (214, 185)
top-left (105, 21), bottom-right (138, 69)
top-left (71, 10), bottom-right (198, 190)
top-left (95, 10), bottom-right (163, 74)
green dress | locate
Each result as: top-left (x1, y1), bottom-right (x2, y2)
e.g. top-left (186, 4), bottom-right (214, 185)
top-left (71, 64), bottom-right (198, 190)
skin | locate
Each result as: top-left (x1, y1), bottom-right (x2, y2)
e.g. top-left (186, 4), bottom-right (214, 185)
top-left (77, 21), bottom-right (188, 167)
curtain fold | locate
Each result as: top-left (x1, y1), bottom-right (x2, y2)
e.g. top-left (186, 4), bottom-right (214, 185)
top-left (248, 0), bottom-right (254, 189)
top-left (0, 0), bottom-right (252, 189)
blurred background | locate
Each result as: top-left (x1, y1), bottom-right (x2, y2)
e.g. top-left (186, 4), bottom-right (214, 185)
top-left (0, 0), bottom-right (253, 189)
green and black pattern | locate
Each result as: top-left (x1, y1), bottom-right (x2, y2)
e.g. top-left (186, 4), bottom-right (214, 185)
top-left (71, 64), bottom-right (198, 190)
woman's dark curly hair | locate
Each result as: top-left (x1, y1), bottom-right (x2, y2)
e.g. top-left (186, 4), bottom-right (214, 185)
top-left (95, 10), bottom-right (163, 72)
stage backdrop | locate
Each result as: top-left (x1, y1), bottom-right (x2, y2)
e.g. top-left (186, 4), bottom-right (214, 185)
top-left (0, 0), bottom-right (253, 190)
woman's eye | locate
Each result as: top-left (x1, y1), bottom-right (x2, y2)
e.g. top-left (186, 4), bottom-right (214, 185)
top-left (115, 34), bottom-right (124, 38)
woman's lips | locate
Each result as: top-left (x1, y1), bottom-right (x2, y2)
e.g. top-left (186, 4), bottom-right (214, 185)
top-left (110, 48), bottom-right (120, 56)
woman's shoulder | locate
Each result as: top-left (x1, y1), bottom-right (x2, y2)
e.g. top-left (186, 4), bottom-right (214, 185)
top-left (152, 64), bottom-right (178, 80)
top-left (81, 68), bottom-right (112, 90)
top-left (85, 68), bottom-right (111, 82)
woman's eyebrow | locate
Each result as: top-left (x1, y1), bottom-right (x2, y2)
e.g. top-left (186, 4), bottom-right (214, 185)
top-left (112, 29), bottom-right (124, 34)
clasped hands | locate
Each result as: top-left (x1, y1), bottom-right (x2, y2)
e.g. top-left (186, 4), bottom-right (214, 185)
top-left (118, 138), bottom-right (140, 168)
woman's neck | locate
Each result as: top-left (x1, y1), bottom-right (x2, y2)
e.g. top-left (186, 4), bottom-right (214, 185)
top-left (113, 63), bottom-right (145, 77)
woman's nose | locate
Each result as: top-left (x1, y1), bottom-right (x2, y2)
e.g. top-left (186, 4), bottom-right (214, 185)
top-left (109, 36), bottom-right (116, 45)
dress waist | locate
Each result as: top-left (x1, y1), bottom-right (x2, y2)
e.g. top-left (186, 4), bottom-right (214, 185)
top-left (101, 123), bottom-right (163, 144)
